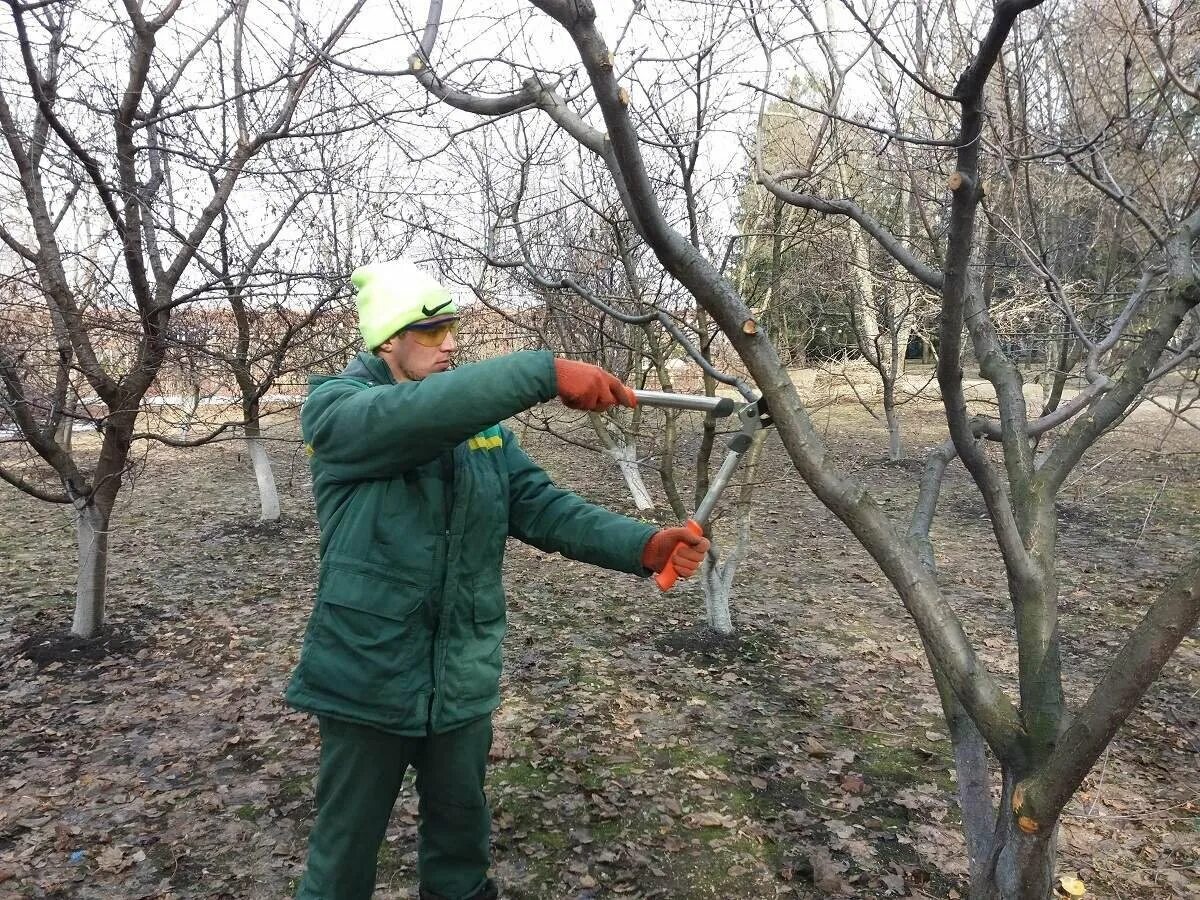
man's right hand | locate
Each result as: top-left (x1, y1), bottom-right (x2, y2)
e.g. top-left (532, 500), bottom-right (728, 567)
top-left (554, 359), bottom-right (637, 412)
top-left (642, 525), bottom-right (710, 578)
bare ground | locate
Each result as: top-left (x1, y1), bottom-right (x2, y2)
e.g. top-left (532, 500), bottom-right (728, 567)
top-left (0, 404), bottom-right (1196, 899)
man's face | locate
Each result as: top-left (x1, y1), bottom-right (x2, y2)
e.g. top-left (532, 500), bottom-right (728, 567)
top-left (376, 317), bottom-right (459, 383)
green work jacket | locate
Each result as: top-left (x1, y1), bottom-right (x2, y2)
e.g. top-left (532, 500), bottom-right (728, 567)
top-left (285, 350), bottom-right (656, 735)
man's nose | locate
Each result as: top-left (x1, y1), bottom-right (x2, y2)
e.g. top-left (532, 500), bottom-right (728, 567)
top-left (441, 330), bottom-right (458, 352)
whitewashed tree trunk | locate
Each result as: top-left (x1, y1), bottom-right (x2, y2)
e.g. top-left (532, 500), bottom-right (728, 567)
top-left (697, 430), bottom-right (767, 636)
top-left (699, 556), bottom-right (734, 635)
top-left (589, 411), bottom-right (654, 511)
top-left (71, 503), bottom-right (109, 638)
top-left (607, 442), bottom-right (653, 511)
top-left (179, 382), bottom-right (201, 437)
top-left (247, 435), bottom-right (281, 521)
top-left (884, 388), bottom-right (903, 461)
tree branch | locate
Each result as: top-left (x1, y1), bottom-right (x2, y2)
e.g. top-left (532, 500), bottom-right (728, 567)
top-left (1039, 270), bottom-right (1200, 492)
top-left (758, 171), bottom-right (944, 290)
top-left (1016, 552), bottom-right (1200, 827)
top-left (744, 82), bottom-right (960, 147)
top-left (834, 0), bottom-right (960, 103)
top-left (0, 463), bottom-right (70, 503)
top-left (6, 0), bottom-right (125, 231)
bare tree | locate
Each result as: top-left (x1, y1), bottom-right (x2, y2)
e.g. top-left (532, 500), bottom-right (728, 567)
top-left (0, 0), bottom-right (365, 636)
top-left (145, 130), bottom-right (391, 521)
top-left (744, 11), bottom-right (935, 461)
top-left (363, 0), bottom-right (1197, 895)
top-left (753, 1), bottom-right (1200, 894)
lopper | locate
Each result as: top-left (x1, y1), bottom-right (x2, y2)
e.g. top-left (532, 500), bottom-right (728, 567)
top-left (631, 389), bottom-right (773, 590)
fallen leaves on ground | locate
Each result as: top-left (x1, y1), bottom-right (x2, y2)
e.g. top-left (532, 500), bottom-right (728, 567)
top-left (0, 407), bottom-right (1196, 898)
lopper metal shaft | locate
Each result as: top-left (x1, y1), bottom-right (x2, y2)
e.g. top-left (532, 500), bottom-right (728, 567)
top-left (632, 389), bottom-right (736, 417)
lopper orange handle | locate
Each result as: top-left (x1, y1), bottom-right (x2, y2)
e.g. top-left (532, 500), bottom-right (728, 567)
top-left (653, 519), bottom-right (705, 591)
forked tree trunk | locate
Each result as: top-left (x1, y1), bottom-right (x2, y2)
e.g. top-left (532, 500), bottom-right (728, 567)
top-left (695, 430), bottom-right (766, 636)
top-left (71, 500), bottom-right (111, 638)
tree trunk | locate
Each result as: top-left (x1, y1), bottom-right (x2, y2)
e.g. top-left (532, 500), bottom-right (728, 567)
top-left (694, 308), bottom-right (718, 508)
top-left (180, 380), bottom-right (201, 437)
top-left (696, 429), bottom-right (765, 636)
top-left (243, 401), bottom-right (281, 521)
top-left (589, 411), bottom-right (654, 511)
top-left (951, 708), bottom-right (996, 871)
top-left (71, 500), bottom-right (110, 638)
top-left (645, 335), bottom-right (688, 520)
top-left (699, 557), bottom-right (734, 635)
top-left (607, 441), bottom-right (654, 511)
top-left (246, 433), bottom-right (281, 522)
top-left (657, 410), bottom-right (688, 520)
top-left (54, 393), bottom-right (76, 454)
top-left (883, 379), bottom-right (903, 461)
top-left (1043, 323), bottom-right (1076, 416)
top-left (912, 471), bottom-right (998, 881)
top-left (971, 773), bottom-right (1057, 900)
top-left (1152, 397), bottom-right (1183, 451)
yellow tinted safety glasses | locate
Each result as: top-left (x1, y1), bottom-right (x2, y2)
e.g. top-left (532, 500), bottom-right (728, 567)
top-left (405, 319), bottom-right (460, 347)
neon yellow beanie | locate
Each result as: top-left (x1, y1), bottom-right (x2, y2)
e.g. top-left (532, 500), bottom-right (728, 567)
top-left (352, 260), bottom-right (458, 350)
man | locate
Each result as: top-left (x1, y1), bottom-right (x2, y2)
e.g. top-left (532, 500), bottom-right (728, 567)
top-left (288, 259), bottom-right (710, 900)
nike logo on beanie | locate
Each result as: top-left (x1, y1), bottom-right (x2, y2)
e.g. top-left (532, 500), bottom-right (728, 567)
top-left (422, 300), bottom-right (453, 317)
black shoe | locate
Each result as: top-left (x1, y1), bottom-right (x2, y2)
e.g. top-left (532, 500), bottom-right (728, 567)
top-left (419, 878), bottom-right (498, 900)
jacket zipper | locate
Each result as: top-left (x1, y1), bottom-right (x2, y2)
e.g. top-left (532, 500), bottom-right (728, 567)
top-left (429, 448), bottom-right (455, 732)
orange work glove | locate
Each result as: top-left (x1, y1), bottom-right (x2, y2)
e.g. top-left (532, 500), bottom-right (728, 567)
top-left (641, 526), bottom-right (711, 578)
top-left (554, 358), bottom-right (637, 412)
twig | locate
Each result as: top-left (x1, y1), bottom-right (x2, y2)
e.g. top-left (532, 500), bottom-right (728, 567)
top-left (1063, 451), bottom-right (1127, 489)
top-left (1077, 477), bottom-right (1139, 505)
top-left (1085, 745), bottom-right (1110, 816)
top-left (823, 722), bottom-right (912, 740)
top-left (1133, 475), bottom-right (1168, 549)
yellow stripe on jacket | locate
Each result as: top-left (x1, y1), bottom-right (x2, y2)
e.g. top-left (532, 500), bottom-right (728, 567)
top-left (468, 434), bottom-right (503, 451)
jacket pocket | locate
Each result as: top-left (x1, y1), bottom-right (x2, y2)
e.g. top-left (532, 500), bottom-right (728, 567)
top-left (299, 560), bottom-right (433, 728)
top-left (472, 575), bottom-right (506, 624)
top-left (322, 556), bottom-right (428, 618)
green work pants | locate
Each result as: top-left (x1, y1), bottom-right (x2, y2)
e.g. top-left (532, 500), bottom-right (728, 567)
top-left (295, 714), bottom-right (493, 900)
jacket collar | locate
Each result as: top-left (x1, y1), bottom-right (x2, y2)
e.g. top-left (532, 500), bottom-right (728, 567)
top-left (309, 351), bottom-right (395, 390)
top-left (338, 351), bottom-right (395, 385)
